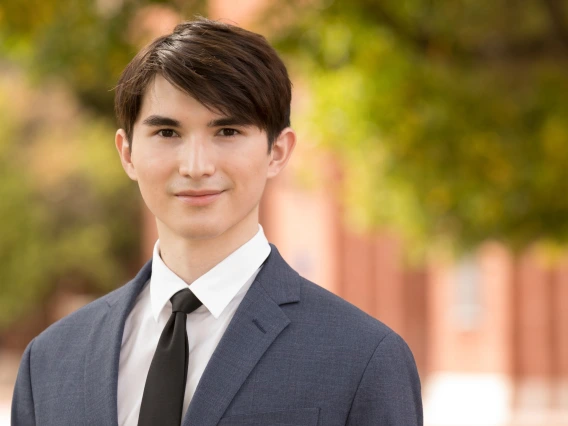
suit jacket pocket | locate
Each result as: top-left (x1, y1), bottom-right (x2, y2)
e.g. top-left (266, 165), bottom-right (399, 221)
top-left (217, 407), bottom-right (320, 426)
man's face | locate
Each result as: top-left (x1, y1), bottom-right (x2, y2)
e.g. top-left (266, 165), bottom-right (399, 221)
top-left (116, 74), bottom-right (295, 242)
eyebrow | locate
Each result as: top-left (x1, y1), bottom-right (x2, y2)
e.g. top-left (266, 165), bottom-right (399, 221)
top-left (142, 115), bottom-right (181, 127)
top-left (207, 117), bottom-right (251, 128)
top-left (141, 115), bottom-right (251, 128)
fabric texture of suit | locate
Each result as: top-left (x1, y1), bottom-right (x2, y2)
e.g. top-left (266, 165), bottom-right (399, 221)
top-left (12, 244), bottom-right (423, 425)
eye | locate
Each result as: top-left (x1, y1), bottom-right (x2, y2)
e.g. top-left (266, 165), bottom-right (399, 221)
top-left (217, 128), bottom-right (240, 137)
top-left (157, 129), bottom-right (178, 138)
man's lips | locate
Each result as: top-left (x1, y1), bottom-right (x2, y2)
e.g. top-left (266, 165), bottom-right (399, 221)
top-left (174, 190), bottom-right (224, 206)
top-left (175, 189), bottom-right (223, 196)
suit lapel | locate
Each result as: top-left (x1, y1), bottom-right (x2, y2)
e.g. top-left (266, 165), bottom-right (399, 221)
top-left (183, 245), bottom-right (301, 426)
top-left (84, 261), bottom-right (152, 426)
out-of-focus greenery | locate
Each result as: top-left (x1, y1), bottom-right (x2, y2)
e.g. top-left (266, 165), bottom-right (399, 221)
top-left (274, 0), bottom-right (568, 250)
top-left (0, 71), bottom-right (140, 327)
top-left (0, 0), bottom-right (207, 119)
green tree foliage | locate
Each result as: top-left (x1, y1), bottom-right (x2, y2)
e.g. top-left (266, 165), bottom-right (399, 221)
top-left (274, 0), bottom-right (568, 249)
top-left (0, 0), bottom-right (207, 117)
top-left (0, 72), bottom-right (140, 327)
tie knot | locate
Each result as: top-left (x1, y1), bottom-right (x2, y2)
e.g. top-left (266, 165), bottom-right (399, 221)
top-left (170, 289), bottom-right (202, 314)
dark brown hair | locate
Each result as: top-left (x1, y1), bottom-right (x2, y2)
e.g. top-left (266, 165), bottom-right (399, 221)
top-left (114, 18), bottom-right (291, 151)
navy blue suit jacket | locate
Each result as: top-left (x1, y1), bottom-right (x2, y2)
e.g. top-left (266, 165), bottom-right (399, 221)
top-left (12, 245), bottom-right (422, 425)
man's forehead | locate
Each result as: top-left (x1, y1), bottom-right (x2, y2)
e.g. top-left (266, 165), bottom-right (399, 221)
top-left (137, 75), bottom-right (224, 122)
top-left (142, 75), bottom-right (202, 109)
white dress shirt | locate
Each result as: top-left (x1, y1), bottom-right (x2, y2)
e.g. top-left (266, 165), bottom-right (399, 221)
top-left (117, 226), bottom-right (271, 426)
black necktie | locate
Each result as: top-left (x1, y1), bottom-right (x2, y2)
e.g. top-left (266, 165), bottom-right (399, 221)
top-left (138, 289), bottom-right (202, 426)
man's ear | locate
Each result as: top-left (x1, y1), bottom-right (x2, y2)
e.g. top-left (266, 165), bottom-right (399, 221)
top-left (115, 129), bottom-right (138, 181)
top-left (267, 127), bottom-right (296, 179)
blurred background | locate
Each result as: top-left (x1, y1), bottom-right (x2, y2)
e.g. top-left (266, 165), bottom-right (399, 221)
top-left (1, 0), bottom-right (568, 424)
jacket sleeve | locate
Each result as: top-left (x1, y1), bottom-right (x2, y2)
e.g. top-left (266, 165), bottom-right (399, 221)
top-left (12, 339), bottom-right (36, 426)
top-left (346, 332), bottom-right (423, 426)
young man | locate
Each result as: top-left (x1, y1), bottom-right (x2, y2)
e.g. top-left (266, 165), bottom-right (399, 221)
top-left (12, 19), bottom-right (422, 426)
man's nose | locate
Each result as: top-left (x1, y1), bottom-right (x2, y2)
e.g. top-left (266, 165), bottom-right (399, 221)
top-left (178, 136), bottom-right (216, 179)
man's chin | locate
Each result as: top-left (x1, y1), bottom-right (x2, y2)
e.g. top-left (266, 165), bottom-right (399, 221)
top-left (175, 224), bottom-right (227, 241)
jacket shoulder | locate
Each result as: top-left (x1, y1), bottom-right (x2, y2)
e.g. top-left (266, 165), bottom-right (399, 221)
top-left (33, 274), bottom-right (145, 349)
top-left (295, 276), bottom-right (397, 346)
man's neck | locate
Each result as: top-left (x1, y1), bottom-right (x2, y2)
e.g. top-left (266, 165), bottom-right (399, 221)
top-left (156, 219), bottom-right (260, 285)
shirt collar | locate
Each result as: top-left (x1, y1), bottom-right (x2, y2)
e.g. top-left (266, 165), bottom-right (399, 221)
top-left (150, 225), bottom-right (270, 321)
